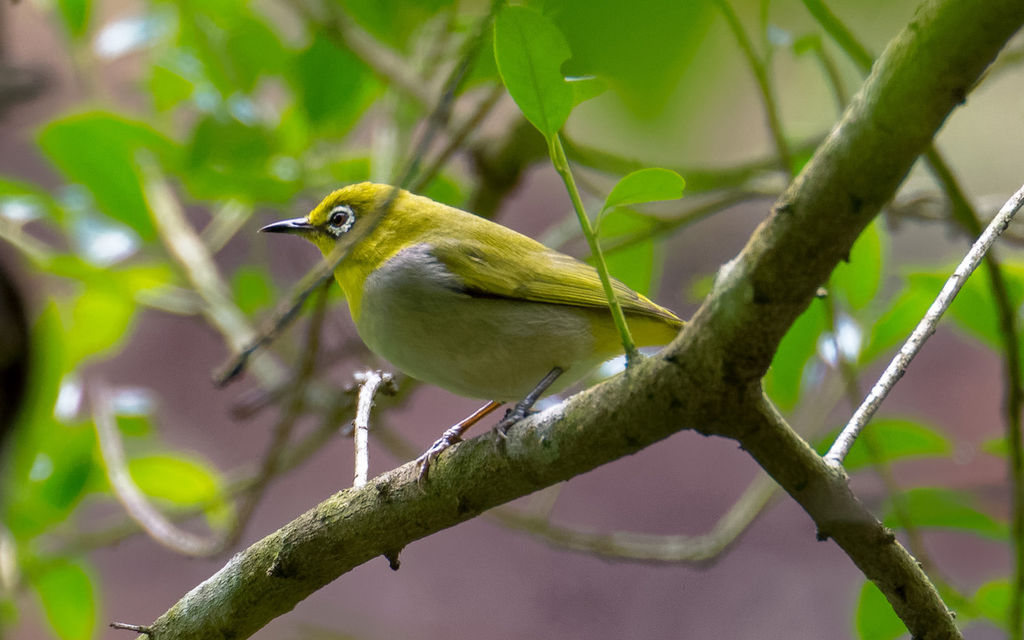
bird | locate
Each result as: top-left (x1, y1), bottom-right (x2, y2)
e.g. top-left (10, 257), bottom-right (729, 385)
top-left (261, 182), bottom-right (683, 478)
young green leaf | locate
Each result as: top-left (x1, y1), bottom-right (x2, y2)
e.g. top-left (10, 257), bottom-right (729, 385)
top-left (38, 112), bottom-right (175, 241)
top-left (973, 579), bottom-right (1010, 630)
top-left (830, 219), bottom-right (884, 310)
top-left (764, 299), bottom-right (827, 410)
top-left (567, 75), bottom-right (607, 107)
top-left (603, 168), bottom-right (686, 212)
top-left (493, 5), bottom-right (573, 137)
top-left (855, 581), bottom-right (905, 640)
top-left (31, 560), bottom-right (97, 640)
top-left (883, 487), bottom-right (1007, 539)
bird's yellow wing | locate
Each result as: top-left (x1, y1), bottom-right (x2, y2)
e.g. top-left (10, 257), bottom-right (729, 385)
top-left (430, 235), bottom-right (682, 327)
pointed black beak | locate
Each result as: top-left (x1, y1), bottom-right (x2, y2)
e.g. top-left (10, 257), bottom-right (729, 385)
top-left (259, 217), bottom-right (315, 234)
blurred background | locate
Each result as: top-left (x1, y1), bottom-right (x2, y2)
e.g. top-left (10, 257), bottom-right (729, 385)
top-left (1, 0), bottom-right (1022, 638)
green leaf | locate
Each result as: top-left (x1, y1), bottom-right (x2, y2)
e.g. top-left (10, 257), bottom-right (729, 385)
top-left (855, 581), bottom-right (906, 640)
top-left (187, 114), bottom-right (275, 171)
top-left (291, 34), bottom-right (380, 132)
top-left (883, 488), bottom-right (1007, 539)
top-left (231, 266), bottom-right (275, 315)
top-left (32, 560), bottom-right (97, 640)
top-left (568, 75), bottom-right (607, 107)
top-left (861, 273), bottom-right (938, 364)
top-left (38, 112), bottom-right (175, 240)
top-left (764, 299), bottom-right (827, 410)
top-left (63, 286), bottom-right (136, 368)
top-left (127, 454), bottom-right (222, 507)
top-left (548, 0), bottom-right (712, 116)
top-left (56, 0), bottom-right (91, 39)
top-left (981, 437), bottom-right (1008, 458)
top-left (837, 418), bottom-right (952, 471)
top-left (603, 168), bottom-right (686, 212)
top-left (831, 219), bottom-right (884, 310)
top-left (948, 261), bottom-right (1024, 350)
top-left (973, 579), bottom-right (1010, 630)
top-left (148, 65), bottom-right (194, 112)
top-left (493, 5), bottom-right (573, 137)
top-left (598, 208), bottom-right (657, 295)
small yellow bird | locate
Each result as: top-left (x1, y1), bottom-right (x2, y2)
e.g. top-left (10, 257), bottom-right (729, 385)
top-left (261, 183), bottom-right (682, 476)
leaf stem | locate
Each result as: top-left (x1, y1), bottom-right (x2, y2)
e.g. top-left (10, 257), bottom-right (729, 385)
top-left (547, 133), bottom-right (638, 363)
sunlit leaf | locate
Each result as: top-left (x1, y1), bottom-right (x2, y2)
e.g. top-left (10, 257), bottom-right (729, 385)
top-left (127, 454), bottom-right (222, 507)
top-left (494, 5), bottom-right (573, 137)
top-left (603, 168), bottom-right (685, 212)
top-left (568, 75), bottom-right (607, 107)
top-left (831, 219), bottom-right (884, 310)
top-left (598, 208), bottom-right (657, 296)
top-left (764, 299), bottom-right (827, 410)
top-left (855, 581), bottom-right (905, 640)
top-left (973, 579), bottom-right (1010, 630)
top-left (148, 65), bottom-right (194, 112)
top-left (32, 560), bottom-right (97, 640)
top-left (56, 0), bottom-right (92, 39)
top-left (38, 112), bottom-right (175, 240)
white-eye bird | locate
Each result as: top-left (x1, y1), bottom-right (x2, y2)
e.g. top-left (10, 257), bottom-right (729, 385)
top-left (261, 183), bottom-right (683, 477)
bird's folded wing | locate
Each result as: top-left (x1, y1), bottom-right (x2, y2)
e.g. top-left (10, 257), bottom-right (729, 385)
top-left (431, 237), bottom-right (681, 326)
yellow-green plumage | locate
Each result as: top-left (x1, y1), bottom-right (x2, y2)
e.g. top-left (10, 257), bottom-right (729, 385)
top-left (265, 182), bottom-right (682, 402)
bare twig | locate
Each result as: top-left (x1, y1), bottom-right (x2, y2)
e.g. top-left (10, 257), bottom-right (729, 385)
top-left (92, 382), bottom-right (222, 556)
top-left (110, 622), bottom-right (152, 634)
top-left (352, 371), bottom-right (396, 487)
top-left (826, 183), bottom-right (1024, 467)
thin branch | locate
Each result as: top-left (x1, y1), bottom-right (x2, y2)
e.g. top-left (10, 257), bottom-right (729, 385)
top-left (491, 473), bottom-right (778, 563)
top-left (92, 382), bottom-right (222, 557)
top-left (223, 281), bottom-right (333, 549)
top-left (141, 157), bottom-right (287, 389)
top-left (826, 183), bottom-right (1024, 466)
top-left (410, 84), bottom-right (505, 193)
top-left (715, 0), bottom-right (794, 177)
top-left (925, 148), bottom-right (1024, 640)
top-left (352, 371), bottom-right (396, 487)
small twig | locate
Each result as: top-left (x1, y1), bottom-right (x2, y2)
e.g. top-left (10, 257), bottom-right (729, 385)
top-left (110, 622), bottom-right (152, 634)
top-left (410, 84), bottom-right (505, 193)
top-left (826, 183), bottom-right (1024, 467)
top-left (352, 371), bottom-right (396, 487)
top-left (92, 382), bottom-right (222, 557)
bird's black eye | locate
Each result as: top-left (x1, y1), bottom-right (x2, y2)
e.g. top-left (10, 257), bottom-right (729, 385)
top-left (326, 204), bottom-right (355, 236)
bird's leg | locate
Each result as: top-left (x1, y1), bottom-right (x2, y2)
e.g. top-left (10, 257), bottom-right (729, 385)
top-left (494, 366), bottom-right (564, 440)
top-left (417, 400), bottom-right (503, 482)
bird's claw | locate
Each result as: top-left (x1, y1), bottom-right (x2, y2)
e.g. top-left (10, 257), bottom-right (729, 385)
top-left (415, 431), bottom-right (462, 483)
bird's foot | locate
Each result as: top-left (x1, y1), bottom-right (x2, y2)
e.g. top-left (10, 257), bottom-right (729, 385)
top-left (492, 403), bottom-right (531, 444)
top-left (415, 427), bottom-right (463, 483)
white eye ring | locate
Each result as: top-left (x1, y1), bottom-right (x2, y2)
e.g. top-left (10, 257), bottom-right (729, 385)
top-left (326, 205), bottom-right (355, 237)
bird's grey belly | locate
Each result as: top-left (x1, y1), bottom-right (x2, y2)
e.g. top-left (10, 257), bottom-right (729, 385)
top-left (355, 245), bottom-right (602, 401)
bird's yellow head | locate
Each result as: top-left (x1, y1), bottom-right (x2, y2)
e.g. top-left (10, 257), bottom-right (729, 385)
top-left (259, 182), bottom-right (400, 258)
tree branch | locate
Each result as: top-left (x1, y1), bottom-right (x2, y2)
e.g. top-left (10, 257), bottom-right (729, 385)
top-left (143, 1), bottom-right (1024, 639)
